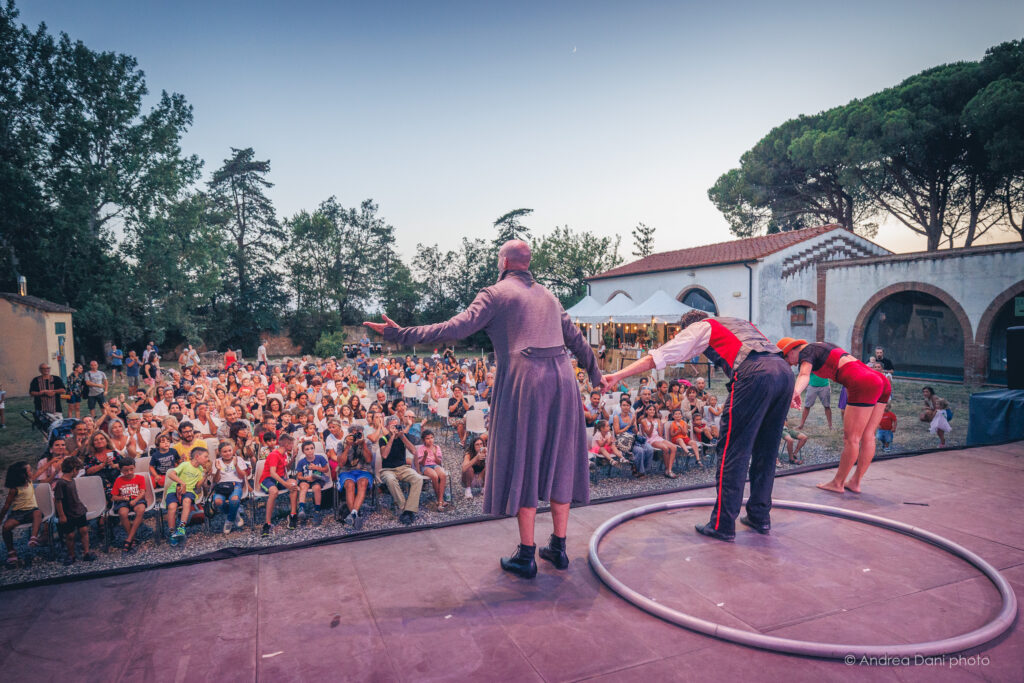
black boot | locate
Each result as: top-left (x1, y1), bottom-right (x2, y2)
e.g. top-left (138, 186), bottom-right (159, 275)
top-left (500, 544), bottom-right (537, 579)
top-left (538, 534), bottom-right (569, 570)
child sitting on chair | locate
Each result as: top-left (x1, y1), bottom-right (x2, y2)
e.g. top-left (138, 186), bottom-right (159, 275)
top-left (294, 440), bottom-right (329, 525)
top-left (110, 460), bottom-right (148, 552)
top-left (165, 445), bottom-right (210, 546)
top-left (1, 461), bottom-right (42, 567)
top-left (260, 433), bottom-right (299, 536)
top-left (415, 430), bottom-right (449, 511)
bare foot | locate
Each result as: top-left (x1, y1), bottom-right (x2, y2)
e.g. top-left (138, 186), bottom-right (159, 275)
top-left (844, 481), bottom-right (861, 494)
top-left (817, 481), bottom-right (845, 493)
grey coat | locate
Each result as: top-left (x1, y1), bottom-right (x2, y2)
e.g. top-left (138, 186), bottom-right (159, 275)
top-left (382, 270), bottom-right (602, 515)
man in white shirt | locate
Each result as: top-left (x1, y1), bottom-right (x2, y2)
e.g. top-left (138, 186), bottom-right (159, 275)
top-left (257, 341), bottom-right (268, 364)
top-left (151, 387), bottom-right (175, 418)
top-left (602, 310), bottom-right (793, 542)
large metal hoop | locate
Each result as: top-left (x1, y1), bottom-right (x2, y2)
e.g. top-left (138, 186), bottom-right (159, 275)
top-left (588, 498), bottom-right (1017, 659)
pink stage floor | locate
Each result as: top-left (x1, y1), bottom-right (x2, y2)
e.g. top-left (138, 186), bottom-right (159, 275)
top-left (2, 443), bottom-right (1022, 682)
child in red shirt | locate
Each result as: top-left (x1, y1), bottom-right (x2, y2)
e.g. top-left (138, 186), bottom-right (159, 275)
top-left (877, 404), bottom-right (897, 452)
top-left (259, 433), bottom-right (298, 537)
top-left (110, 460), bottom-right (148, 551)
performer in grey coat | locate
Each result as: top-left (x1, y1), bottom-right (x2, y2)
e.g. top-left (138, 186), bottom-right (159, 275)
top-left (365, 240), bottom-right (602, 578)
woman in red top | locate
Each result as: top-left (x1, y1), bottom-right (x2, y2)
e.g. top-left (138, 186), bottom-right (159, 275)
top-left (777, 338), bottom-right (891, 494)
top-left (223, 348), bottom-right (237, 369)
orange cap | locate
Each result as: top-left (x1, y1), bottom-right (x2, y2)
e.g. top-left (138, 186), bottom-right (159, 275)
top-left (776, 337), bottom-right (807, 356)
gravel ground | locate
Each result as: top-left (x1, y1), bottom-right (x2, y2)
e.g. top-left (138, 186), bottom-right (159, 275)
top-left (0, 376), bottom-right (968, 588)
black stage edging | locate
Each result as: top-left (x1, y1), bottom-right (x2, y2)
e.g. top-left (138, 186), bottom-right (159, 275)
top-left (3, 438), bottom-right (1021, 592)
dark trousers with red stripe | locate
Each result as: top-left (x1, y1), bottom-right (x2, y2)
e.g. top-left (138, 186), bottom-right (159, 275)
top-left (708, 352), bottom-right (795, 534)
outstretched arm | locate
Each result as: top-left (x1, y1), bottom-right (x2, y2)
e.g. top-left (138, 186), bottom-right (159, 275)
top-left (561, 311), bottom-right (601, 387)
top-left (791, 362), bottom-right (813, 407)
top-left (365, 289), bottom-right (496, 347)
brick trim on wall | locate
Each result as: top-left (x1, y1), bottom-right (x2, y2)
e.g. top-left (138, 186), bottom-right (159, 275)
top-left (974, 279), bottom-right (1024, 383)
top-left (786, 299), bottom-right (816, 311)
top-left (849, 281), bottom-right (975, 382)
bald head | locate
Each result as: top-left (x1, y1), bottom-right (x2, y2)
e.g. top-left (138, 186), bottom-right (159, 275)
top-left (498, 240), bottom-right (531, 270)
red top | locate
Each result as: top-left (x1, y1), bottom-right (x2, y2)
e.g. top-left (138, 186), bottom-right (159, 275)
top-left (111, 474), bottom-right (146, 501)
top-left (879, 412), bottom-right (897, 431)
top-left (265, 449), bottom-right (289, 482)
top-left (223, 350), bottom-right (237, 368)
top-left (705, 319), bottom-right (743, 369)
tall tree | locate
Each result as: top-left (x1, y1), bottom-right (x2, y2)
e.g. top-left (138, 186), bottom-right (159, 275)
top-left (531, 226), bottom-right (623, 307)
top-left (208, 147), bottom-right (286, 350)
top-left (631, 222), bottom-right (656, 258)
top-left (0, 1), bottom-right (199, 354)
top-left (126, 192), bottom-right (226, 348)
top-left (493, 208), bottom-right (533, 245)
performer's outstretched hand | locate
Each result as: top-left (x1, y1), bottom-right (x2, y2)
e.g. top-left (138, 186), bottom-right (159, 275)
top-left (790, 393), bottom-right (802, 410)
top-left (364, 314), bottom-right (399, 335)
top-left (599, 373), bottom-right (618, 394)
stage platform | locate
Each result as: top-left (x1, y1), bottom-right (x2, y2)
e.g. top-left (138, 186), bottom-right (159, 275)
top-left (3, 443), bottom-right (1023, 682)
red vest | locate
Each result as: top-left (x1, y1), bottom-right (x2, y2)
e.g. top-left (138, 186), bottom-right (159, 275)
top-left (702, 317), bottom-right (780, 380)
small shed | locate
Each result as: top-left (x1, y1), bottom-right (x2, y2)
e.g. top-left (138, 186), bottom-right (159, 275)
top-left (0, 292), bottom-right (76, 394)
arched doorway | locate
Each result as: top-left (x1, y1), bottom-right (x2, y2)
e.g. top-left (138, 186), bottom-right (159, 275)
top-left (678, 287), bottom-right (718, 314)
top-left (976, 281), bottom-right (1024, 384)
top-left (860, 290), bottom-right (967, 380)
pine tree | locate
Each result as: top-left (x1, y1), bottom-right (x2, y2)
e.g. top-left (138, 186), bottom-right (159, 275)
top-left (632, 222), bottom-right (656, 258)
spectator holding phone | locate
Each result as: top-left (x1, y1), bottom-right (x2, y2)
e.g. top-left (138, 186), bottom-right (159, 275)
top-left (338, 426), bottom-right (373, 529)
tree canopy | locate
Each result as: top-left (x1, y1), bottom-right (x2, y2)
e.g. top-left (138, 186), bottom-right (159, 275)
top-left (709, 39), bottom-right (1024, 250)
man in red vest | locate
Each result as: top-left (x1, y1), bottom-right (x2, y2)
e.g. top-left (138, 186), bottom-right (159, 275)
top-left (601, 310), bottom-right (793, 541)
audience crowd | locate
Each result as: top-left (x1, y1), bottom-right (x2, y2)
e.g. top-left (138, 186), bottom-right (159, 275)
top-left (3, 340), bottom-right (920, 569)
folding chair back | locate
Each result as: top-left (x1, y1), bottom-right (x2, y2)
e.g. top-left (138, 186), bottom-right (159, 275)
top-left (464, 409), bottom-right (487, 436)
top-left (34, 484), bottom-right (55, 523)
top-left (76, 476), bottom-right (108, 522)
top-left (134, 456), bottom-right (151, 475)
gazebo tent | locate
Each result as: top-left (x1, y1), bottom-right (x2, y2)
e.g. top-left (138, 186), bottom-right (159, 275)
top-left (579, 292), bottom-right (636, 323)
top-left (617, 290), bottom-right (694, 323)
top-left (565, 295), bottom-right (600, 319)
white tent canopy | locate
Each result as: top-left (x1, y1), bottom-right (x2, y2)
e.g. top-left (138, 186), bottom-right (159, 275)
top-left (565, 295), bottom-right (600, 319)
top-left (579, 292), bottom-right (636, 323)
top-left (616, 290), bottom-right (695, 323)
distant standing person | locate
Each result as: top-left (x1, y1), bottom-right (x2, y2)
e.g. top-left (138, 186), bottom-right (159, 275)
top-left (797, 373), bottom-right (833, 430)
top-left (124, 350), bottom-right (141, 391)
top-left (30, 362), bottom-right (66, 418)
top-left (872, 347), bottom-right (895, 377)
top-left (257, 340), bottom-right (268, 365)
top-left (84, 360), bottom-right (108, 418)
top-left (602, 311), bottom-right (793, 541)
top-left (108, 345), bottom-right (124, 382)
top-left (365, 240), bottom-right (602, 577)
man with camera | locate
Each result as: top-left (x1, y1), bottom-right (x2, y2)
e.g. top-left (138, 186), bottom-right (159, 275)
top-left (378, 415), bottom-right (423, 525)
top-left (337, 425), bottom-right (374, 530)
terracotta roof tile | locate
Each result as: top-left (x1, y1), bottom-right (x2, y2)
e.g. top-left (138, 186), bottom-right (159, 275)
top-left (588, 224), bottom-right (843, 281)
top-left (0, 292), bottom-right (76, 313)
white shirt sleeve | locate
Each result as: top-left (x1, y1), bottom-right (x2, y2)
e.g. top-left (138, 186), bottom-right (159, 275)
top-left (648, 321), bottom-right (712, 370)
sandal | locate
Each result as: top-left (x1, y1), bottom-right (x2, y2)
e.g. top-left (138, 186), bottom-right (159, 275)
top-left (788, 458), bottom-right (803, 465)
top-left (665, 472), bottom-right (678, 479)
top-left (28, 536), bottom-right (39, 548)
top-left (123, 539), bottom-right (135, 552)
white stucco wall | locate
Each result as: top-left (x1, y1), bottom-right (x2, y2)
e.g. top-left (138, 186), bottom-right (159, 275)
top-left (823, 248), bottom-right (1024, 349)
top-left (757, 229), bottom-right (888, 341)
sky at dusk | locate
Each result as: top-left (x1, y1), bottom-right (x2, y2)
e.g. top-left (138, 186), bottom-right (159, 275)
top-left (15, 0), bottom-right (1024, 259)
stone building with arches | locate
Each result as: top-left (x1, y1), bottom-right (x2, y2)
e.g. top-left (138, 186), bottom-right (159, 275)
top-left (586, 224), bottom-right (1024, 384)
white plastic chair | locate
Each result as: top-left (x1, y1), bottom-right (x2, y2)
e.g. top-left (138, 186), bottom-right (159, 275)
top-left (134, 456), bottom-right (151, 475)
top-left (464, 409), bottom-right (487, 437)
top-left (76, 476), bottom-right (108, 523)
